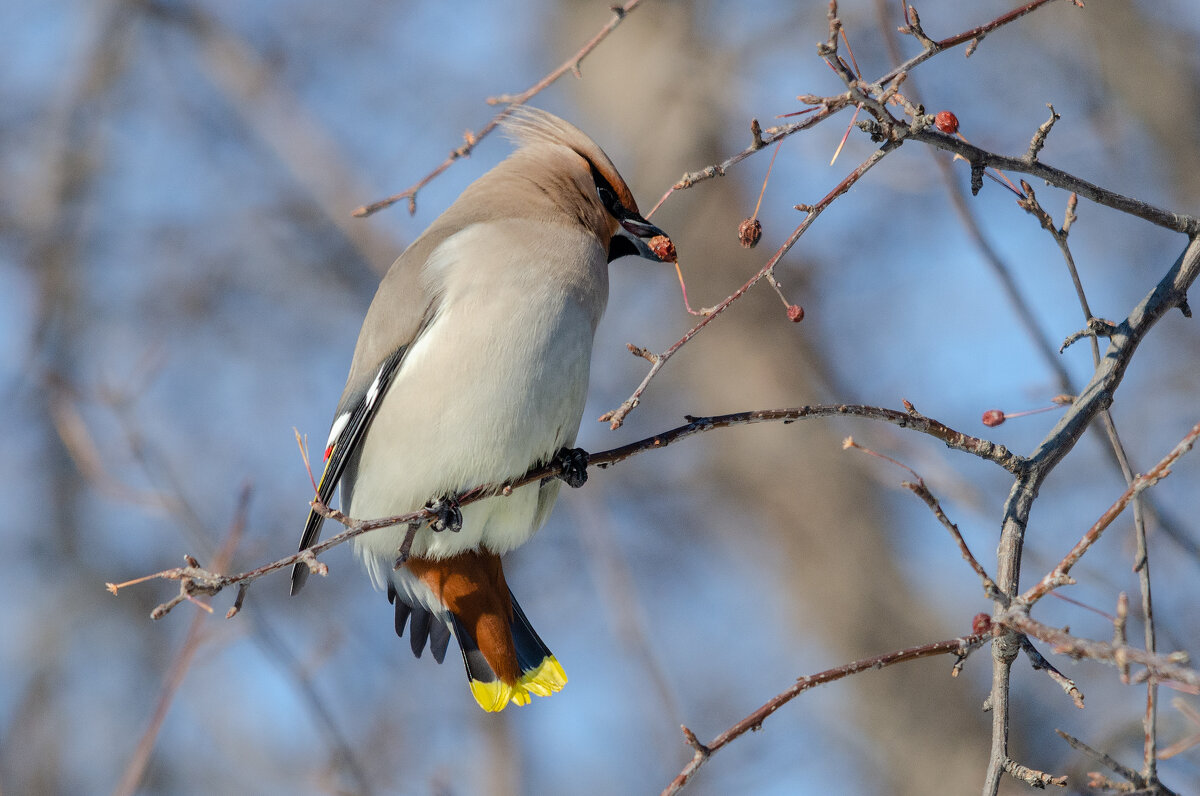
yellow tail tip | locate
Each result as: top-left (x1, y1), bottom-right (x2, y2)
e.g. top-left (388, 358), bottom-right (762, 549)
top-left (469, 656), bottom-right (568, 712)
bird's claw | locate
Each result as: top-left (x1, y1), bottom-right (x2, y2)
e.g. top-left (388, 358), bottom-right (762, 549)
top-left (426, 497), bottom-right (463, 532)
top-left (554, 447), bottom-right (589, 489)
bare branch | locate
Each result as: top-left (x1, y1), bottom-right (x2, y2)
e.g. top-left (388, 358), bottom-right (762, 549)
top-left (352, 0), bottom-right (648, 217)
top-left (1020, 420), bottom-right (1200, 606)
top-left (109, 402), bottom-right (1025, 616)
top-left (662, 632), bottom-right (989, 795)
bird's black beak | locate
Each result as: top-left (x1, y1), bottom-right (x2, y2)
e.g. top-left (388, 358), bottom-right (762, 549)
top-left (608, 214), bottom-right (674, 263)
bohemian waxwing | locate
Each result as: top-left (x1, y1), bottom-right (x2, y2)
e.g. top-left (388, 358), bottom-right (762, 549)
top-left (291, 107), bottom-right (674, 711)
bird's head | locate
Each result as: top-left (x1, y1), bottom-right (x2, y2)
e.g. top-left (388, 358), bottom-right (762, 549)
top-left (499, 106), bottom-right (676, 265)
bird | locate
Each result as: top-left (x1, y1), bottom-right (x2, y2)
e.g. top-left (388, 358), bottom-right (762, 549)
top-left (290, 106), bottom-right (674, 712)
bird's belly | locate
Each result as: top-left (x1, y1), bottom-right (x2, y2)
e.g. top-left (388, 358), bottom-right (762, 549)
top-left (346, 291), bottom-right (592, 588)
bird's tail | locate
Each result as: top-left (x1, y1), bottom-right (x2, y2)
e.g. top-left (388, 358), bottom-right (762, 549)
top-left (391, 557), bottom-right (567, 712)
top-left (452, 591), bottom-right (567, 712)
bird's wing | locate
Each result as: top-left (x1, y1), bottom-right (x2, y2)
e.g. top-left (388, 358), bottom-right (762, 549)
top-left (290, 343), bottom-right (409, 594)
top-left (290, 225), bottom-right (454, 595)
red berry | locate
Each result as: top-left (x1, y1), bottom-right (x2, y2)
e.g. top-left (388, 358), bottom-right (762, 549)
top-left (786, 304), bottom-right (805, 323)
top-left (981, 409), bottom-right (1005, 427)
top-left (972, 613), bottom-right (992, 635)
top-left (935, 110), bottom-right (959, 134)
top-left (648, 234), bottom-right (677, 263)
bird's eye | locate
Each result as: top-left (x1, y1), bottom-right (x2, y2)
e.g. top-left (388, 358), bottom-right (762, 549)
top-left (596, 184), bottom-right (620, 212)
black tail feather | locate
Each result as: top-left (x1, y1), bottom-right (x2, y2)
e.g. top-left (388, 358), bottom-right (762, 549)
top-left (390, 589), bottom-right (452, 664)
top-left (508, 590), bottom-right (555, 673)
top-left (386, 585), bottom-right (557, 696)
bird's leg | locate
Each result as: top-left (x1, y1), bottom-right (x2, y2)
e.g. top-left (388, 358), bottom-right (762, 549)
top-left (426, 496), bottom-right (463, 533)
top-left (393, 520), bottom-right (423, 570)
top-left (553, 447), bottom-right (590, 489)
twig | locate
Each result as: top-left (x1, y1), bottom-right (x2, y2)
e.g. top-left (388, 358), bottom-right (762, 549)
top-left (661, 632), bottom-right (989, 795)
top-left (1020, 636), bottom-right (1084, 709)
top-left (1019, 420), bottom-right (1200, 605)
top-left (887, 0), bottom-right (1079, 87)
top-left (1002, 757), bottom-right (1067, 789)
top-left (1021, 168), bottom-right (1165, 781)
top-left (351, 0), bottom-right (647, 217)
top-left (1057, 729), bottom-right (1142, 785)
top-left (984, 236), bottom-right (1200, 795)
top-left (1158, 698), bottom-right (1200, 759)
top-left (1056, 730), bottom-right (1180, 796)
top-left (913, 128), bottom-right (1200, 235)
top-left (602, 141), bottom-right (901, 430)
top-left (902, 479), bottom-right (1003, 603)
top-left (109, 402), bottom-right (1026, 616)
top-left (998, 611), bottom-right (1199, 691)
top-left (112, 485), bottom-right (251, 796)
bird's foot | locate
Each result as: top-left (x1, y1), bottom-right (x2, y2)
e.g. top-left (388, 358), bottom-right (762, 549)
top-left (426, 497), bottom-right (463, 533)
top-left (554, 447), bottom-right (589, 489)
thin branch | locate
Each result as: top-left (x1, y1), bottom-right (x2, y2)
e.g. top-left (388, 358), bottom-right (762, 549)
top-left (999, 611), bottom-right (1199, 691)
top-left (912, 128), bottom-right (1200, 235)
top-left (108, 402), bottom-right (1025, 616)
top-left (602, 141), bottom-right (901, 429)
top-left (661, 632), bottom-right (989, 795)
top-left (1019, 420), bottom-right (1200, 605)
top-left (669, 0), bottom-right (1074, 196)
top-left (903, 479), bottom-right (1003, 603)
top-left (888, 0), bottom-right (1079, 87)
top-left (1020, 636), bottom-right (1084, 709)
top-left (1020, 176), bottom-right (1164, 779)
top-left (1002, 757), bottom-right (1067, 789)
top-left (352, 0), bottom-right (647, 217)
top-left (984, 235), bottom-right (1200, 795)
top-left (112, 485), bottom-right (251, 796)
top-left (1056, 730), bottom-right (1180, 795)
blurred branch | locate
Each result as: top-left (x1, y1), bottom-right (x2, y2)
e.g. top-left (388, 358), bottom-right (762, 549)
top-left (662, 631), bottom-right (990, 796)
top-left (352, 0), bottom-right (649, 218)
top-left (145, 0), bottom-right (402, 271)
top-left (107, 401), bottom-right (1024, 616)
top-left (1056, 730), bottom-right (1180, 796)
top-left (102, 381), bottom-right (374, 794)
top-left (112, 485), bottom-right (251, 796)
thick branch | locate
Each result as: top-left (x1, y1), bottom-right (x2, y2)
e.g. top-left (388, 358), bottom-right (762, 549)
top-left (983, 235), bottom-right (1200, 795)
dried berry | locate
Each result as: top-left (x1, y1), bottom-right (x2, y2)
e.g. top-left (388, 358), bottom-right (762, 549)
top-left (738, 217), bottom-right (762, 248)
top-left (981, 409), bottom-right (1005, 427)
top-left (935, 110), bottom-right (959, 134)
top-left (972, 613), bottom-right (992, 635)
top-left (786, 304), bottom-right (805, 323)
top-left (648, 234), bottom-right (677, 263)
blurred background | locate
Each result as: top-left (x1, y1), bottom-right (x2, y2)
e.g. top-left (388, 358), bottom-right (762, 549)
top-left (3, 0), bottom-right (1200, 793)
